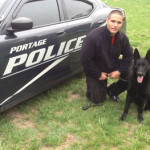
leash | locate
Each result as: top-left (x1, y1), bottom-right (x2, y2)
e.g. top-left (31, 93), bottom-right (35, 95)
top-left (82, 102), bottom-right (103, 110)
top-left (118, 77), bottom-right (128, 82)
top-left (108, 76), bottom-right (128, 83)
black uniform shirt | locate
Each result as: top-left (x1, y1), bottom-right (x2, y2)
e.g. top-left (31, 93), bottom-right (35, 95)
top-left (80, 25), bottom-right (133, 79)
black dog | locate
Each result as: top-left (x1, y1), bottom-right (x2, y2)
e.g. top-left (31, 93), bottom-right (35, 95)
top-left (120, 48), bottom-right (150, 121)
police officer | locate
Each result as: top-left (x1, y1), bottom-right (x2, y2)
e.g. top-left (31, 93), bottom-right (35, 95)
top-left (81, 10), bottom-right (133, 104)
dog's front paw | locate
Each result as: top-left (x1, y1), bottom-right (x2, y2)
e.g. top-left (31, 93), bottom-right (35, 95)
top-left (120, 113), bottom-right (126, 121)
top-left (137, 113), bottom-right (144, 122)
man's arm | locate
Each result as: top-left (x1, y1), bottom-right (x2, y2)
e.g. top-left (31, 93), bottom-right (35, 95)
top-left (119, 34), bottom-right (133, 74)
top-left (80, 35), bottom-right (102, 79)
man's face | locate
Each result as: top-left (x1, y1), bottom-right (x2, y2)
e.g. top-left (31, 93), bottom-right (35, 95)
top-left (106, 13), bottom-right (124, 36)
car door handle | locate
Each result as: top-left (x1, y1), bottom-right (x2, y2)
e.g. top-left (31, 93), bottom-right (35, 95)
top-left (56, 29), bottom-right (65, 36)
top-left (98, 20), bottom-right (105, 26)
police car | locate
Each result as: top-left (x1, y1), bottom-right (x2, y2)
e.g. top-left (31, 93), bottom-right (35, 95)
top-left (0, 0), bottom-right (126, 112)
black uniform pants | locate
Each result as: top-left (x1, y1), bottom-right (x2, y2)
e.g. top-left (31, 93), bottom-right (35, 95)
top-left (86, 74), bottom-right (128, 104)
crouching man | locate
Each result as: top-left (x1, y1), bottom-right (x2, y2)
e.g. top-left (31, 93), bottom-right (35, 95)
top-left (81, 10), bottom-right (133, 104)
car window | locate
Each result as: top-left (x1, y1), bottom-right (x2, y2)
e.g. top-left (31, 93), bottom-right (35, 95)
top-left (16, 0), bottom-right (60, 27)
top-left (64, 0), bottom-right (93, 20)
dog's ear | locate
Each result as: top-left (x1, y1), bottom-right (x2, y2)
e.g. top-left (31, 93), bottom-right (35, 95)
top-left (134, 48), bottom-right (140, 61)
top-left (145, 49), bottom-right (150, 63)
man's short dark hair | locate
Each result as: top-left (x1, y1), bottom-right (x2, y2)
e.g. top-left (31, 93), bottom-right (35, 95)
top-left (107, 9), bottom-right (125, 21)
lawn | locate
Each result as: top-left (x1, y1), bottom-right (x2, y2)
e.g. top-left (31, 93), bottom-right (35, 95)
top-left (1, 0), bottom-right (150, 150)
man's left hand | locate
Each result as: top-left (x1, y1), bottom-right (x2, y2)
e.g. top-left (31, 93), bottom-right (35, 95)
top-left (108, 71), bottom-right (121, 79)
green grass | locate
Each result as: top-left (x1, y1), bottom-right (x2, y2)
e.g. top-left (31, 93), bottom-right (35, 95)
top-left (1, 0), bottom-right (150, 149)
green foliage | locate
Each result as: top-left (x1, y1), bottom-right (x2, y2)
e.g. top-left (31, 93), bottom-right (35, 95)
top-left (1, 0), bottom-right (150, 149)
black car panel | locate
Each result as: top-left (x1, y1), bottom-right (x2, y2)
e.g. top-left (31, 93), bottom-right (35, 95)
top-left (0, 0), bottom-right (126, 112)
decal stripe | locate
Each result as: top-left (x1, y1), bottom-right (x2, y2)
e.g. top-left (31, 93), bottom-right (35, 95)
top-left (1, 54), bottom-right (69, 79)
top-left (0, 56), bottom-right (68, 106)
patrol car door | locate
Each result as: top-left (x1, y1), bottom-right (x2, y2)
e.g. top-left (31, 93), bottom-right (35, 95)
top-left (62, 0), bottom-right (96, 73)
top-left (0, 0), bottom-right (69, 108)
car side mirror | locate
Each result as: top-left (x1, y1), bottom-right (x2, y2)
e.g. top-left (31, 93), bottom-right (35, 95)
top-left (7, 17), bottom-right (33, 34)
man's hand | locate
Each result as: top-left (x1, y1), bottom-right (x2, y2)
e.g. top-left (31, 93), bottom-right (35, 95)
top-left (99, 72), bottom-right (108, 80)
top-left (108, 71), bottom-right (121, 79)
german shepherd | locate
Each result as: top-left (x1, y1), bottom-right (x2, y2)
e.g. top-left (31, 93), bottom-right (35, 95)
top-left (120, 48), bottom-right (150, 121)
